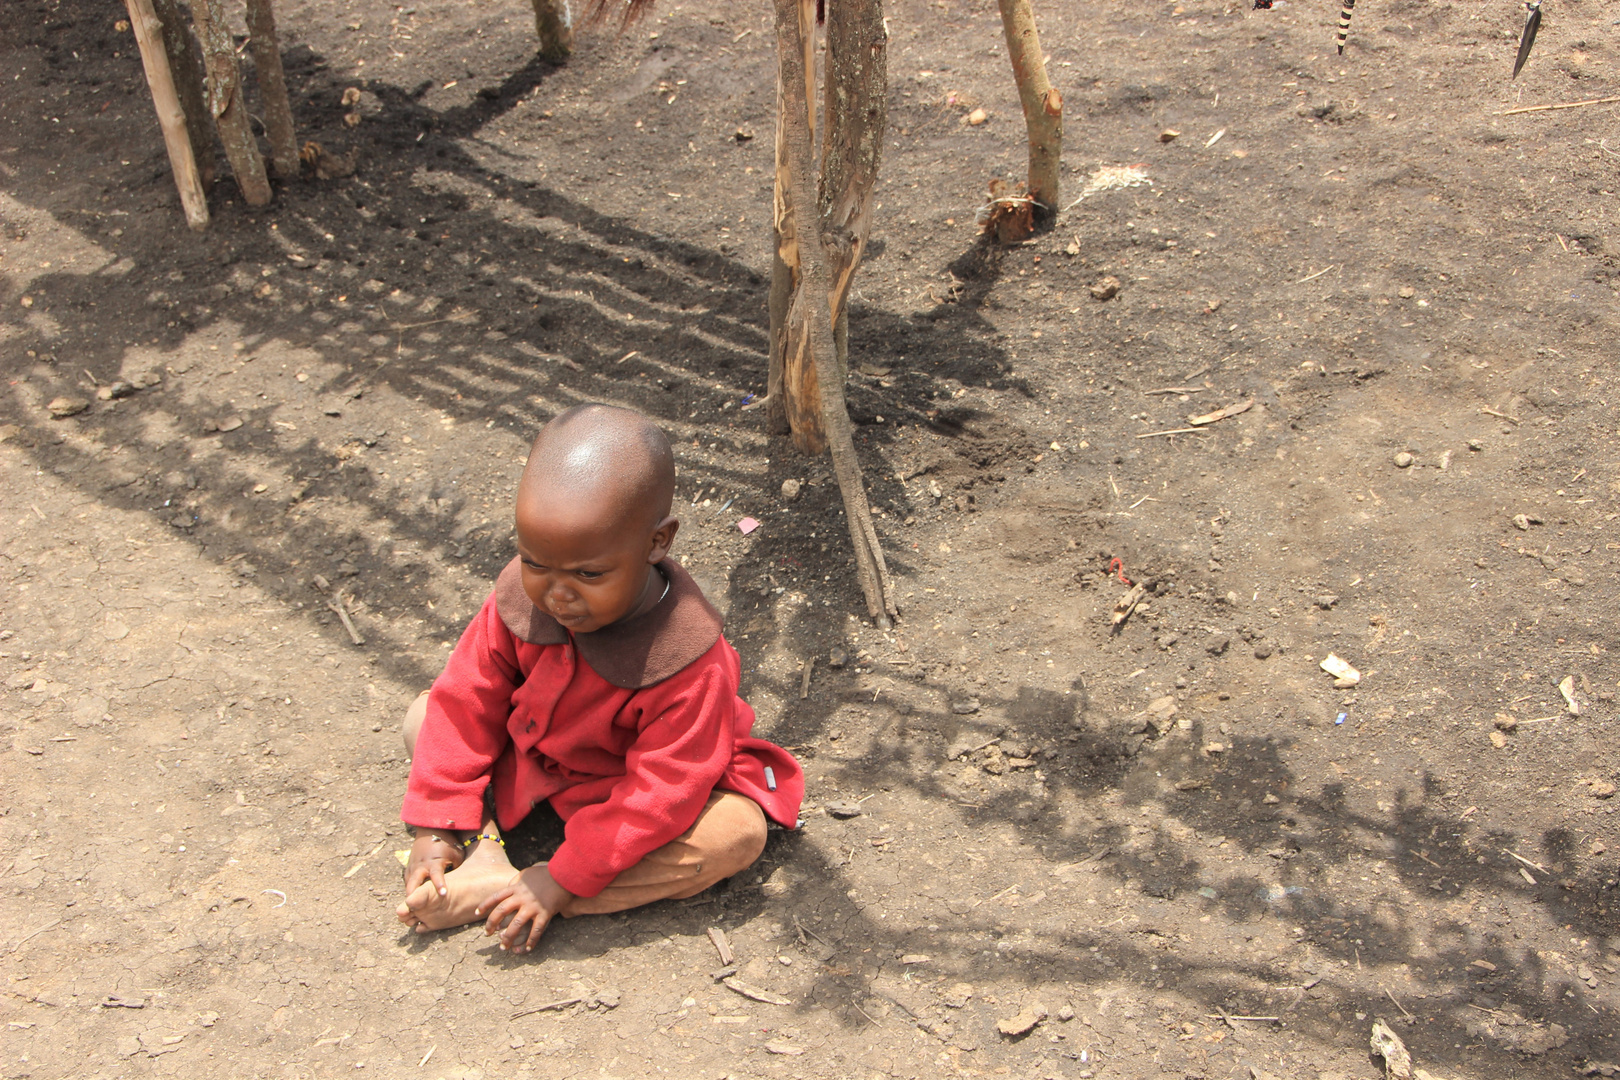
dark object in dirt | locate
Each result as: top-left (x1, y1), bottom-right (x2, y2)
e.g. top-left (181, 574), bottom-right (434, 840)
top-left (1142, 880), bottom-right (1176, 899)
top-left (1206, 634), bottom-right (1230, 656)
top-left (950, 697), bottom-right (981, 715)
top-left (300, 140), bottom-right (357, 180)
top-left (828, 645), bottom-right (848, 668)
top-left (1090, 276), bottom-right (1121, 301)
top-left (1253, 643), bottom-right (1274, 660)
top-left (824, 800), bottom-right (864, 818)
top-left (1252, 0), bottom-right (1273, 8)
top-left (1513, 1), bottom-right (1542, 80)
top-left (96, 381), bottom-right (136, 401)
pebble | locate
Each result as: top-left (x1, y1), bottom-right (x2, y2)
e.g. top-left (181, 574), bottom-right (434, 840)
top-left (827, 645), bottom-right (848, 669)
top-left (951, 698), bottom-right (981, 715)
top-left (1253, 643), bottom-right (1274, 660)
top-left (1205, 634), bottom-right (1230, 656)
top-left (781, 478), bottom-right (802, 501)
top-left (95, 381), bottom-right (135, 401)
top-left (1057, 1005), bottom-right (1075, 1021)
top-left (47, 396), bottom-right (89, 418)
top-left (1090, 276), bottom-right (1121, 301)
top-left (1393, 451), bottom-right (1415, 468)
top-left (967, 107), bottom-right (987, 126)
top-left (1592, 781), bottom-right (1616, 799)
top-left (1468, 438), bottom-right (1484, 451)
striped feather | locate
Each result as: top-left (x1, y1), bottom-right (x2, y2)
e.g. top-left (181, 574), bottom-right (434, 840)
top-left (1336, 0), bottom-right (1356, 55)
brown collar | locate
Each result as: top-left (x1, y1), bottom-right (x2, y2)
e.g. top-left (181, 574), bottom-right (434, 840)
top-left (493, 557), bottom-right (723, 689)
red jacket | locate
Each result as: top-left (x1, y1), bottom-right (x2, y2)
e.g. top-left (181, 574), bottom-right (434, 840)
top-left (401, 558), bottom-right (802, 897)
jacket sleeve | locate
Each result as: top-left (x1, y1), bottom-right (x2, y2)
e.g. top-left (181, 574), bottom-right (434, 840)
top-left (546, 652), bottom-right (736, 896)
top-left (399, 594), bottom-right (523, 831)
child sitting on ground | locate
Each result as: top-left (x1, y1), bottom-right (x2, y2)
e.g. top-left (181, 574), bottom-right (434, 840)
top-left (396, 403), bottom-right (802, 954)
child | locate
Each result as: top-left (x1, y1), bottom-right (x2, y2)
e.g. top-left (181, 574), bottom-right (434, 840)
top-left (396, 404), bottom-right (802, 954)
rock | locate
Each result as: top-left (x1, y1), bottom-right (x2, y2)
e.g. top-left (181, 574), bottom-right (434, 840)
top-left (828, 645), bottom-right (848, 668)
top-left (129, 371), bottom-right (162, 389)
top-left (47, 396), bottom-right (89, 418)
top-left (996, 1001), bottom-right (1047, 1037)
top-left (1494, 713), bottom-right (1519, 732)
top-left (941, 983), bottom-right (974, 1008)
top-left (780, 478), bottom-right (802, 501)
top-left (1468, 438), bottom-right (1484, 451)
top-left (1489, 731), bottom-right (1509, 749)
top-left (967, 107), bottom-right (987, 125)
top-left (1263, 793), bottom-right (1280, 805)
top-left (1592, 781), bottom-right (1616, 799)
top-left (824, 800), bottom-right (863, 819)
top-left (1206, 634), bottom-right (1230, 656)
top-left (1512, 514), bottom-right (1530, 530)
top-left (951, 698), bottom-right (981, 715)
top-left (1398, 286), bottom-right (1417, 299)
top-left (1393, 451), bottom-right (1414, 468)
top-left (1253, 643), bottom-right (1274, 660)
top-left (1315, 594), bottom-right (1339, 609)
top-left (1057, 1004), bottom-right (1075, 1021)
top-left (1090, 276), bottom-right (1121, 301)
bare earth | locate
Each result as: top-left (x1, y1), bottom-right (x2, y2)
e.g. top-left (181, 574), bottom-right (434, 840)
top-left (3, 0), bottom-right (1620, 1077)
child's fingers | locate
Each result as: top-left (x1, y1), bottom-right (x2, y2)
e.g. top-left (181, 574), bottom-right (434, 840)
top-left (499, 904), bottom-right (538, 951)
top-left (427, 861), bottom-right (449, 897)
top-left (518, 910), bottom-right (550, 954)
top-left (479, 890), bottom-right (518, 936)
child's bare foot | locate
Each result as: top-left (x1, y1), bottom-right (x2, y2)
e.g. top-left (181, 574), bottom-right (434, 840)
top-left (397, 840), bottom-right (520, 933)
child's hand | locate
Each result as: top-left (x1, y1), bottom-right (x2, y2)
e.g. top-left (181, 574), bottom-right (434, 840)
top-left (404, 831), bottom-right (464, 897)
top-left (477, 865), bottom-right (573, 954)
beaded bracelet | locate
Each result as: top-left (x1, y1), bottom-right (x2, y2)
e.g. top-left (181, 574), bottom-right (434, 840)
top-left (462, 831), bottom-right (506, 849)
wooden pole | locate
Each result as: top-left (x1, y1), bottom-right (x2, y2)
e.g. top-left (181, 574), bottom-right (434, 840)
top-left (191, 0), bottom-right (272, 206)
top-left (768, 0), bottom-right (822, 451)
top-left (150, 0), bottom-right (215, 190)
top-left (245, 0), bottom-right (298, 179)
top-left (123, 0), bottom-right (210, 230)
top-left (773, 0), bottom-right (896, 626)
top-left (530, 0), bottom-right (575, 62)
top-left (997, 0), bottom-right (1061, 225)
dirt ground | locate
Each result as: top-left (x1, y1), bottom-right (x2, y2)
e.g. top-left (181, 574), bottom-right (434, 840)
top-left (4, 0), bottom-right (1620, 1076)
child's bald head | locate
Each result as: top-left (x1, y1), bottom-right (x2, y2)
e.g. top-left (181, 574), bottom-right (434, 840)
top-left (518, 404), bottom-right (675, 531)
top-left (512, 405), bottom-right (679, 631)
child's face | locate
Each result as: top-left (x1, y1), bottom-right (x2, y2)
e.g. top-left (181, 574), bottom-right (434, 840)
top-left (513, 503), bottom-right (678, 633)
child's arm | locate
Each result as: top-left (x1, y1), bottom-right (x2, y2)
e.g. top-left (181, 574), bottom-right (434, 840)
top-left (401, 597), bottom-right (526, 833)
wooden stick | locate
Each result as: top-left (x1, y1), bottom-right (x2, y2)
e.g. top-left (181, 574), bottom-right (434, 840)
top-left (245, 0), bottom-right (298, 179)
top-left (707, 927), bottom-right (735, 966)
top-left (190, 0), bottom-right (272, 206)
top-left (328, 593), bottom-right (365, 646)
top-left (1295, 264), bottom-right (1338, 284)
top-left (1136, 427), bottom-right (1202, 439)
top-left (1499, 95), bottom-right (1620, 116)
top-left (123, 0), bottom-right (210, 230)
top-left (1480, 406), bottom-right (1521, 425)
top-left (151, 0), bottom-right (215, 189)
top-left (799, 655), bottom-right (815, 699)
top-left (508, 996), bottom-right (583, 1020)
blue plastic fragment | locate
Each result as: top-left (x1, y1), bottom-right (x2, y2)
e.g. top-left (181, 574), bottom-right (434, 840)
top-left (1335, 712), bottom-right (1347, 725)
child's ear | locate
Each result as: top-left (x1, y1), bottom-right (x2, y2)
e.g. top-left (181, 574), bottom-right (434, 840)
top-left (647, 516), bottom-right (679, 562)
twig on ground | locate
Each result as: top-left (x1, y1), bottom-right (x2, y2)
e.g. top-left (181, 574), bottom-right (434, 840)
top-left (707, 927), bottom-right (734, 966)
top-left (9, 920), bottom-right (61, 954)
top-left (328, 593), bottom-right (365, 646)
top-left (1383, 985), bottom-right (1415, 1020)
top-left (1136, 427), bottom-right (1203, 439)
top-left (1295, 264), bottom-right (1338, 284)
top-left (799, 656), bottom-right (815, 699)
top-left (1481, 406), bottom-right (1521, 424)
top-left (1500, 95), bottom-right (1620, 115)
top-left (509, 996), bottom-right (584, 1020)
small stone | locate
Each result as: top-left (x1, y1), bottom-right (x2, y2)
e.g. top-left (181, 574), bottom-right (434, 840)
top-left (1489, 731), bottom-right (1509, 749)
top-left (214, 416), bottom-right (244, 432)
top-left (1158, 129), bottom-right (1180, 142)
top-left (996, 1001), bottom-right (1048, 1037)
top-left (1592, 781), bottom-right (1617, 799)
top-left (1057, 1005), bottom-right (1075, 1021)
top-left (1202, 742), bottom-right (1226, 754)
top-left (1090, 276), bottom-right (1121, 301)
top-left (129, 371), bottom-right (162, 389)
top-left (951, 698), bottom-right (981, 715)
top-left (1253, 643), bottom-right (1274, 660)
top-left (1206, 634), bottom-right (1230, 656)
top-left (1468, 438), bottom-right (1484, 451)
top-left (1398, 286), bottom-right (1416, 298)
top-left (47, 396), bottom-right (89, 418)
top-left (828, 645), bottom-right (848, 668)
top-left (1263, 793), bottom-right (1280, 805)
top-left (781, 478), bottom-right (802, 501)
top-left (1315, 594), bottom-right (1339, 610)
top-left (1494, 713), bottom-right (1518, 732)
top-left (967, 107), bottom-right (987, 125)
top-left (941, 983), bottom-right (974, 1008)
top-left (1393, 451), bottom-right (1415, 468)
top-left (824, 801), bottom-right (863, 819)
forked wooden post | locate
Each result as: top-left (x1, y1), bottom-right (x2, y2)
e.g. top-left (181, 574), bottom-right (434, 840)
top-left (191, 0), bottom-right (272, 206)
top-left (998, 0), bottom-right (1061, 223)
top-left (245, 0), bottom-right (299, 179)
top-left (123, 0), bottom-right (210, 230)
top-left (771, 0), bottom-right (897, 626)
